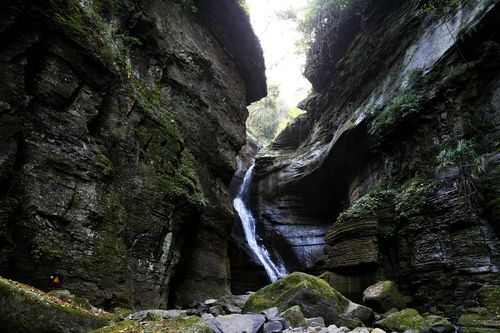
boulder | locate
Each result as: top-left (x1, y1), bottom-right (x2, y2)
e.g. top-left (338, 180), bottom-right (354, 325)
top-left (264, 320), bottom-right (285, 333)
top-left (209, 305), bottom-right (226, 316)
top-left (0, 276), bottom-right (113, 333)
top-left (424, 315), bottom-right (453, 333)
top-left (212, 313), bottom-right (266, 333)
top-left (90, 316), bottom-right (211, 332)
top-left (307, 317), bottom-right (326, 327)
top-left (376, 308), bottom-right (431, 333)
top-left (281, 305), bottom-right (307, 328)
top-left (243, 272), bottom-right (373, 327)
top-left (459, 285), bottom-right (500, 333)
top-left (262, 307), bottom-right (280, 320)
top-left (362, 281), bottom-right (409, 312)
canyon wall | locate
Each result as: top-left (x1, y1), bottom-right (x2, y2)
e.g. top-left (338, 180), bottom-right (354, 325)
top-left (0, 0), bottom-right (265, 309)
top-left (253, 0), bottom-right (500, 316)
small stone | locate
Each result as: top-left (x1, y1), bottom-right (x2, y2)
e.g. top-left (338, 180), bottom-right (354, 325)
top-left (349, 327), bottom-right (370, 333)
top-left (371, 328), bottom-right (386, 333)
top-left (281, 305), bottom-right (307, 328)
top-left (328, 326), bottom-right (349, 333)
top-left (201, 313), bottom-right (214, 320)
top-left (204, 299), bottom-right (218, 306)
top-left (264, 320), bottom-right (284, 333)
top-left (223, 303), bottom-right (242, 314)
top-left (306, 317), bottom-right (326, 327)
top-left (209, 305), bottom-right (225, 316)
top-left (262, 307), bottom-right (280, 320)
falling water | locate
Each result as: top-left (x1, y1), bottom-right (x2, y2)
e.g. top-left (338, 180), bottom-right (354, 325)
top-left (233, 163), bottom-right (288, 282)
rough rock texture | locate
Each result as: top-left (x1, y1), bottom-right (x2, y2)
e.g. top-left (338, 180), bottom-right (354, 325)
top-left (458, 285), bottom-right (500, 332)
top-left (242, 272), bottom-right (373, 327)
top-left (252, 0), bottom-right (500, 321)
top-left (212, 313), bottom-right (266, 333)
top-left (376, 309), bottom-right (430, 333)
top-left (362, 281), bottom-right (409, 313)
top-left (0, 276), bottom-right (113, 333)
top-left (0, 0), bottom-right (265, 310)
top-left (89, 316), bottom-right (211, 333)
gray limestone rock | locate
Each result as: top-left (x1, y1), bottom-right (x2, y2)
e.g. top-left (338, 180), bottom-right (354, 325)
top-left (212, 314), bottom-right (266, 333)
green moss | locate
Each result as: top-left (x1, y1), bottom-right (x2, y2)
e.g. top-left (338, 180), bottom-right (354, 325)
top-left (31, 232), bottom-right (64, 263)
top-left (242, 272), bottom-right (349, 313)
top-left (90, 316), bottom-right (211, 333)
top-left (377, 308), bottom-right (431, 332)
top-left (0, 276), bottom-right (113, 320)
top-left (50, 0), bottom-right (124, 71)
top-left (337, 190), bottom-right (395, 224)
top-left (370, 90), bottom-right (424, 135)
top-left (459, 286), bottom-right (500, 332)
top-left (425, 315), bottom-right (454, 333)
top-left (395, 177), bottom-right (438, 228)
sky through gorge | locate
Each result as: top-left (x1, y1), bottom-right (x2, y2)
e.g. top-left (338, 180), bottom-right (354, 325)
top-left (246, 0), bottom-right (312, 110)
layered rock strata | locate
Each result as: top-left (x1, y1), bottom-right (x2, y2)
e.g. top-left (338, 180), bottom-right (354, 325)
top-left (253, 0), bottom-right (500, 317)
top-left (0, 0), bottom-right (265, 309)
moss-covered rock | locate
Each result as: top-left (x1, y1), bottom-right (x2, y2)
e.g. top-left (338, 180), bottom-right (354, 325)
top-left (280, 305), bottom-right (307, 327)
top-left (0, 276), bottom-right (113, 333)
top-left (362, 281), bottom-right (409, 313)
top-left (376, 308), bottom-right (431, 333)
top-left (424, 314), bottom-right (454, 333)
top-left (89, 316), bottom-right (211, 333)
top-left (459, 285), bottom-right (500, 333)
top-left (242, 272), bottom-right (373, 327)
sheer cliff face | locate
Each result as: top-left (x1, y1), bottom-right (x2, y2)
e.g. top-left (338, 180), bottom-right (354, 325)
top-left (0, 0), bottom-right (265, 309)
top-left (254, 0), bottom-right (500, 313)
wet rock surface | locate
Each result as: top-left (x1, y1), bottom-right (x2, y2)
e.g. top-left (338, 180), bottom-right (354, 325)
top-left (0, 0), bottom-right (265, 310)
top-left (251, 0), bottom-right (500, 323)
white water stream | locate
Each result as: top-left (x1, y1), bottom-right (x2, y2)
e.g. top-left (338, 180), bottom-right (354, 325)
top-left (233, 164), bottom-right (288, 282)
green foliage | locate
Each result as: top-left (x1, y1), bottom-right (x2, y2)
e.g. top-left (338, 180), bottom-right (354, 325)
top-left (395, 178), bottom-right (438, 230)
top-left (238, 0), bottom-right (250, 14)
top-left (337, 190), bottom-right (395, 224)
top-left (275, 0), bottom-right (364, 53)
top-left (437, 139), bottom-right (486, 206)
top-left (247, 84), bottom-right (304, 143)
top-left (50, 0), bottom-right (124, 70)
top-left (368, 68), bottom-right (440, 135)
top-left (369, 91), bottom-right (424, 135)
top-left (298, 0), bottom-right (353, 41)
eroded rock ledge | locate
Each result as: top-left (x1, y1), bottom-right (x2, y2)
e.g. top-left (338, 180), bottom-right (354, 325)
top-left (252, 0), bottom-right (500, 318)
top-left (0, 0), bottom-right (265, 309)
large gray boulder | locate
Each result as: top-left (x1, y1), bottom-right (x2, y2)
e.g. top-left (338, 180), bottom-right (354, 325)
top-left (362, 281), bottom-right (410, 312)
top-left (243, 272), bottom-right (373, 327)
top-left (211, 314), bottom-right (266, 333)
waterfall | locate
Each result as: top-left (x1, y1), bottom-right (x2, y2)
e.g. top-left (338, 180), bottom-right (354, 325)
top-left (233, 163), bottom-right (288, 282)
